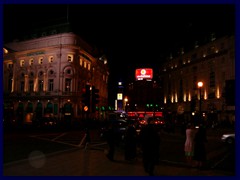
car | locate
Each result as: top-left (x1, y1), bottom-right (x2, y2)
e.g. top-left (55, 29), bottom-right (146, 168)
top-left (221, 133), bottom-right (235, 144)
top-left (100, 119), bottom-right (128, 141)
top-left (34, 116), bottom-right (58, 128)
top-left (152, 118), bottom-right (165, 126)
top-left (126, 119), bottom-right (143, 135)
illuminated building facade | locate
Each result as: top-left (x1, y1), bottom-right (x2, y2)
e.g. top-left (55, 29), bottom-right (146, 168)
top-left (3, 30), bottom-right (109, 126)
top-left (160, 35), bottom-right (235, 125)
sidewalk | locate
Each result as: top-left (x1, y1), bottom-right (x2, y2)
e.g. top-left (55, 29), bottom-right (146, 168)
top-left (3, 145), bottom-right (234, 176)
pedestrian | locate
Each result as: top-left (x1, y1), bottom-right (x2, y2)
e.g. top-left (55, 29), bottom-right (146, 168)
top-left (84, 128), bottom-right (91, 150)
top-left (139, 117), bottom-right (161, 176)
top-left (124, 123), bottom-right (137, 161)
top-left (184, 123), bottom-right (196, 167)
top-left (105, 123), bottom-right (117, 161)
top-left (193, 124), bottom-right (208, 169)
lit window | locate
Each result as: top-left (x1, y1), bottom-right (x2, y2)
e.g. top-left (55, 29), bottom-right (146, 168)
top-left (84, 61), bottom-right (87, 68)
top-left (49, 56), bottom-right (54, 63)
top-left (68, 55), bottom-right (73, 62)
top-left (29, 59), bottom-right (33, 66)
top-left (39, 57), bottom-right (43, 64)
top-left (20, 60), bottom-right (25, 67)
top-left (3, 48), bottom-right (8, 54)
top-left (80, 58), bottom-right (83, 66)
top-left (87, 63), bottom-right (91, 71)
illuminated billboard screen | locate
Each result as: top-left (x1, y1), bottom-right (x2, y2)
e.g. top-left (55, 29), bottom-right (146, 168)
top-left (135, 68), bottom-right (153, 80)
top-left (117, 93), bottom-right (123, 100)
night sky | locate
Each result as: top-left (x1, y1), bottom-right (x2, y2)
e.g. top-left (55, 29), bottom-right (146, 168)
top-left (3, 3), bottom-right (235, 102)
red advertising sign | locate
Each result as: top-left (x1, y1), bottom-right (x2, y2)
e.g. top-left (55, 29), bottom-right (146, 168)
top-left (135, 68), bottom-right (153, 80)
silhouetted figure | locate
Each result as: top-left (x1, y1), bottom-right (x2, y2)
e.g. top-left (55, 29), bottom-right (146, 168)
top-left (124, 124), bottom-right (137, 161)
top-left (105, 124), bottom-right (117, 161)
top-left (193, 124), bottom-right (207, 168)
top-left (140, 118), bottom-right (161, 176)
top-left (84, 128), bottom-right (91, 150)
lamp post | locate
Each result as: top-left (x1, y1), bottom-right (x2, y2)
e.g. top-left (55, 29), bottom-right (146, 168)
top-left (124, 97), bottom-right (128, 111)
top-left (197, 81), bottom-right (203, 123)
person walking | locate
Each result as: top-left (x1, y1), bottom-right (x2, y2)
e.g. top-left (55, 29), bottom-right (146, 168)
top-left (84, 128), bottom-right (91, 150)
top-left (139, 117), bottom-right (161, 176)
top-left (184, 123), bottom-right (196, 167)
top-left (105, 123), bottom-right (117, 161)
top-left (193, 124), bottom-right (208, 169)
top-left (124, 123), bottom-right (137, 161)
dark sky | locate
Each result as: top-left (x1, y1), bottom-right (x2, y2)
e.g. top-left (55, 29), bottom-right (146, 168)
top-left (3, 4), bottom-right (235, 101)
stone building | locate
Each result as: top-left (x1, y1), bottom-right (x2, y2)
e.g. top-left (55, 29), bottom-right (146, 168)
top-left (159, 34), bottom-right (235, 126)
top-left (3, 24), bottom-right (109, 127)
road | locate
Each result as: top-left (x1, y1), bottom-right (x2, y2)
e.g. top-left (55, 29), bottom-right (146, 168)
top-left (3, 125), bottom-right (235, 175)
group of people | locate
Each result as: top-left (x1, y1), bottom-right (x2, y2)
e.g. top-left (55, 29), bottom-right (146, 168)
top-left (104, 118), bottom-right (208, 175)
top-left (105, 117), bottom-right (161, 176)
top-left (184, 123), bottom-right (208, 168)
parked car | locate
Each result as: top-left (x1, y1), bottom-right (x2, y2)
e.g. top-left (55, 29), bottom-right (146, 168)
top-left (221, 133), bottom-right (235, 144)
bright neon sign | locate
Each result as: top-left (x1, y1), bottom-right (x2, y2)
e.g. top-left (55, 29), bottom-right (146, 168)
top-left (135, 68), bottom-right (153, 80)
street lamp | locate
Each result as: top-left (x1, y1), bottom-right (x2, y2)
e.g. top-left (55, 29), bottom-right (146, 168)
top-left (197, 81), bottom-right (203, 123)
top-left (124, 97), bottom-right (128, 111)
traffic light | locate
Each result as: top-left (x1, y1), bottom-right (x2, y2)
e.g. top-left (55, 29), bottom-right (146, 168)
top-left (82, 85), bottom-right (90, 107)
top-left (92, 86), bottom-right (100, 112)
